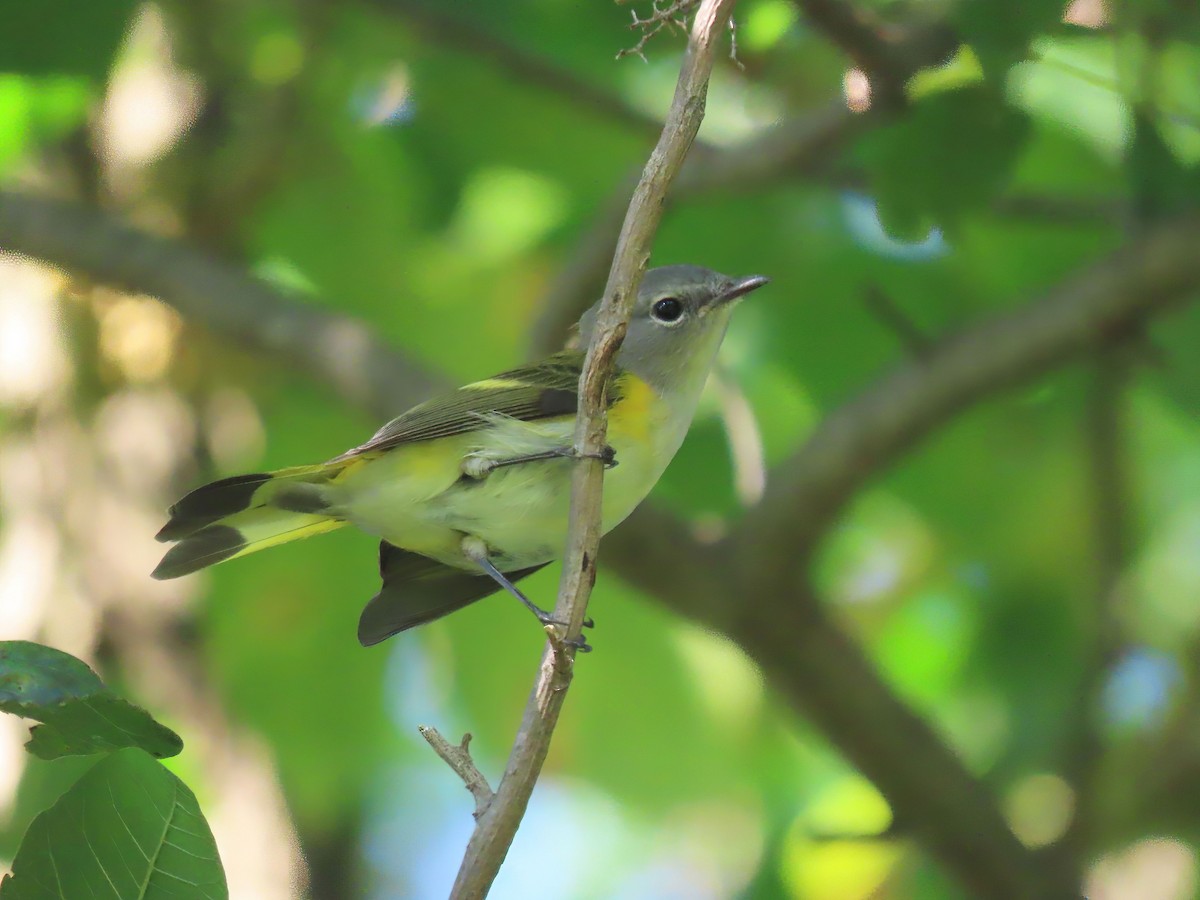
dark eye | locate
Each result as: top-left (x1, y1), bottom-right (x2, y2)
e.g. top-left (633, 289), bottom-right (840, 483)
top-left (651, 297), bottom-right (684, 323)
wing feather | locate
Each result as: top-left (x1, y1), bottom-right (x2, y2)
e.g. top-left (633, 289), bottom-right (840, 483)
top-left (332, 351), bottom-right (620, 460)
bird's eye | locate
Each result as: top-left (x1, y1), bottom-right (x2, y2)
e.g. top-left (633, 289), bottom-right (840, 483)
top-left (651, 297), bottom-right (684, 323)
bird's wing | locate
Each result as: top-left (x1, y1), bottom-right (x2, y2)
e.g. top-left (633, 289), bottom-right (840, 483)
top-left (332, 351), bottom-right (620, 459)
top-left (357, 541), bottom-right (548, 645)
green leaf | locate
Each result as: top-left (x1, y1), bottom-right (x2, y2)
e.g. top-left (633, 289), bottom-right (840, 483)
top-left (1127, 111), bottom-right (1200, 218)
top-left (0, 0), bottom-right (138, 80)
top-left (0, 748), bottom-right (226, 900)
top-left (0, 641), bottom-right (182, 760)
top-left (953, 0), bottom-right (1066, 77)
top-left (860, 86), bottom-right (1031, 237)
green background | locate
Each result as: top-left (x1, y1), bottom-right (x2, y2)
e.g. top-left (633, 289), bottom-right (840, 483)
top-left (1, 0), bottom-right (1199, 897)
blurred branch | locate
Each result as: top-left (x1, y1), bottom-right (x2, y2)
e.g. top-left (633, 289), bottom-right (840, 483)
top-left (993, 192), bottom-right (1125, 224)
top-left (735, 217), bottom-right (1200, 572)
top-left (1055, 349), bottom-right (1133, 875)
top-left (449, 3), bottom-right (737, 896)
top-left (370, 0), bottom-right (670, 141)
top-left (609, 216), bottom-right (1200, 900)
top-left (861, 282), bottom-right (931, 358)
top-left (418, 727), bottom-right (494, 819)
top-left (530, 101), bottom-right (858, 352)
top-left (790, 0), bottom-right (958, 106)
top-left (0, 191), bottom-right (442, 420)
top-left (791, 0), bottom-right (902, 91)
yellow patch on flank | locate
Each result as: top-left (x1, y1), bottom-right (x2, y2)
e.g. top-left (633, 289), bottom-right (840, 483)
top-left (608, 372), bottom-right (659, 444)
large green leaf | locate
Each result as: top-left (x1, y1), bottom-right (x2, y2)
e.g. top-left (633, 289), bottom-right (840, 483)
top-left (860, 85), bottom-right (1031, 238)
top-left (0, 748), bottom-right (226, 900)
top-left (0, 641), bottom-right (182, 760)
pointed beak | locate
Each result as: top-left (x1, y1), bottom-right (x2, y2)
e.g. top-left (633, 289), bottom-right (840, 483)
top-left (718, 274), bottom-right (770, 304)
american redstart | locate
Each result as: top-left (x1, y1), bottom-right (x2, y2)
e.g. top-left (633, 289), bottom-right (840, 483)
top-left (152, 265), bottom-right (768, 647)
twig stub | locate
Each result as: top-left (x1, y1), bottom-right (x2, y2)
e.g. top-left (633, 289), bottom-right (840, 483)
top-left (418, 725), bottom-right (495, 820)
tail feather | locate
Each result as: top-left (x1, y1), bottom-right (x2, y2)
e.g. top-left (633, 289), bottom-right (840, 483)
top-left (156, 473), bottom-right (272, 541)
top-left (153, 464), bottom-right (348, 579)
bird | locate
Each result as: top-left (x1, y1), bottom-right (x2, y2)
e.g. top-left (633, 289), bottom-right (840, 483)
top-left (152, 265), bottom-right (769, 647)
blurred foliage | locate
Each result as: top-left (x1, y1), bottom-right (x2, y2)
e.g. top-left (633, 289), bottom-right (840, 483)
top-left (0, 0), bottom-right (1199, 898)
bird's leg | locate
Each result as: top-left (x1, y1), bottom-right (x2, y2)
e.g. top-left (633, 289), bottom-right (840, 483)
top-left (460, 444), bottom-right (617, 480)
top-left (460, 536), bottom-right (593, 649)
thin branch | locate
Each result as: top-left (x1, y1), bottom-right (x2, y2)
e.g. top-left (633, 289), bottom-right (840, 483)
top-left (861, 282), bottom-right (931, 358)
top-left (447, 3), bottom-right (737, 895)
top-left (616, 0), bottom-right (699, 61)
top-left (712, 367), bottom-right (767, 507)
top-left (375, 0), bottom-right (669, 141)
top-left (418, 727), bottom-right (495, 819)
top-left (792, 0), bottom-right (899, 81)
top-left (790, 0), bottom-right (958, 107)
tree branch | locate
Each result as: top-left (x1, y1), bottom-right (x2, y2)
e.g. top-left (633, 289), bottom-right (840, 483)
top-left (607, 217), bottom-right (1200, 899)
top-left (1055, 348), bottom-right (1133, 876)
top-left (735, 218), bottom-right (1200, 574)
top-left (791, 0), bottom-right (958, 107)
top-left (0, 191), bottom-right (442, 421)
top-left (374, 0), bottom-right (670, 141)
top-left (446, 2), bottom-right (738, 896)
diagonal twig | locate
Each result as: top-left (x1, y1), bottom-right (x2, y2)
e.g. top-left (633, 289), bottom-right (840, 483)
top-left (445, 2), bottom-right (738, 896)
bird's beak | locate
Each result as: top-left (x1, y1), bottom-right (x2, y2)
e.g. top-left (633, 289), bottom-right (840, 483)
top-left (718, 274), bottom-right (770, 305)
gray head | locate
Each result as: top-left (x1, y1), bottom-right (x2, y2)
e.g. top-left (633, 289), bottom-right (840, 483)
top-left (578, 265), bottom-right (769, 400)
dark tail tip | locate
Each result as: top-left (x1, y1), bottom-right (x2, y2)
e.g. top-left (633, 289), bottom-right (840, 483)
top-left (151, 525), bottom-right (246, 580)
top-left (157, 473), bottom-right (271, 542)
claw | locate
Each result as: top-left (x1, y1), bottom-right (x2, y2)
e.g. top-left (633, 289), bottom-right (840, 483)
top-left (565, 635), bottom-right (593, 653)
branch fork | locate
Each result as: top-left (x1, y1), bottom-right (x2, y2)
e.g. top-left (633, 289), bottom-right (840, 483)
top-left (418, 727), bottom-right (494, 820)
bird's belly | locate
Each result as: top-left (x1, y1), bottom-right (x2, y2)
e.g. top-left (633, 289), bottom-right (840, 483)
top-left (338, 390), bottom-right (674, 571)
top-left (423, 435), bottom-right (659, 570)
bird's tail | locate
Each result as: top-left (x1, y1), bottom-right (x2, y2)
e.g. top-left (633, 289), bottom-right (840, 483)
top-left (151, 462), bottom-right (354, 580)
